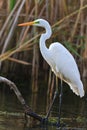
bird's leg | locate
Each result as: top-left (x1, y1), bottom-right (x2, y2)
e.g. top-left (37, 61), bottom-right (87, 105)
top-left (57, 79), bottom-right (63, 127)
top-left (42, 77), bottom-right (58, 124)
top-left (46, 90), bottom-right (58, 119)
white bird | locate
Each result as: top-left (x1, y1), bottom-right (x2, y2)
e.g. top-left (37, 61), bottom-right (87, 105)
top-left (18, 19), bottom-right (85, 126)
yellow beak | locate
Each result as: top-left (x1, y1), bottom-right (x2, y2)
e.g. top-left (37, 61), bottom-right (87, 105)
top-left (18, 21), bottom-right (35, 26)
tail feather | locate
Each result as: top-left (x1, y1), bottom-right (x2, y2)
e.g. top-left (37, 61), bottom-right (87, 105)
top-left (68, 80), bottom-right (85, 97)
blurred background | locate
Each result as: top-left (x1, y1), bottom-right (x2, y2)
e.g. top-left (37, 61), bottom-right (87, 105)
top-left (0, 0), bottom-right (87, 129)
top-left (0, 0), bottom-right (87, 93)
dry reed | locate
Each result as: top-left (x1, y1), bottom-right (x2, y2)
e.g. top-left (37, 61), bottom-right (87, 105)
top-left (0, 0), bottom-right (87, 92)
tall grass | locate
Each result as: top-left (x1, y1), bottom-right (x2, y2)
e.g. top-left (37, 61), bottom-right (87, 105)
top-left (0, 0), bottom-right (87, 92)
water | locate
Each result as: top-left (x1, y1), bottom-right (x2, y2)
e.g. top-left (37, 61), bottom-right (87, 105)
top-left (0, 81), bottom-right (87, 130)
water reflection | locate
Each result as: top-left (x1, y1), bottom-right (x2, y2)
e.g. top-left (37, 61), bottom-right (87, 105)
top-left (0, 81), bottom-right (87, 130)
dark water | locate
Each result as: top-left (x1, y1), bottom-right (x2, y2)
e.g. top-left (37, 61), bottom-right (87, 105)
top-left (0, 80), bottom-right (87, 130)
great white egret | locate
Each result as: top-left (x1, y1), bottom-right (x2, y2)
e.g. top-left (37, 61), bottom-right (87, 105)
top-left (18, 19), bottom-right (85, 126)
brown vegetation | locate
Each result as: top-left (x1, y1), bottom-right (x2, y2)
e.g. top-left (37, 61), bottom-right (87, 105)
top-left (0, 0), bottom-right (87, 92)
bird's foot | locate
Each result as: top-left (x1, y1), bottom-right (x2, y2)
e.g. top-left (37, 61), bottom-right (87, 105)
top-left (56, 121), bottom-right (66, 128)
top-left (56, 122), bottom-right (61, 127)
top-left (41, 117), bottom-right (48, 125)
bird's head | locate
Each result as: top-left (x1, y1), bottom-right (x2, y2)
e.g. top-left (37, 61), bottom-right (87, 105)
top-left (18, 19), bottom-right (49, 28)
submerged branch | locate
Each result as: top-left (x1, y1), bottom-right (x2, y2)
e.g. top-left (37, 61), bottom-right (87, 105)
top-left (0, 76), bottom-right (42, 121)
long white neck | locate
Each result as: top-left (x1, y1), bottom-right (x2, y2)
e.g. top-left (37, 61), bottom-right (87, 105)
top-left (39, 22), bottom-right (52, 64)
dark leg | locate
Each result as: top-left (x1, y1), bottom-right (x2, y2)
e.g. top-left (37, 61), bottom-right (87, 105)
top-left (46, 90), bottom-right (58, 119)
top-left (57, 79), bottom-right (63, 126)
top-left (46, 76), bottom-right (58, 119)
top-left (41, 92), bottom-right (58, 124)
top-left (42, 77), bottom-right (58, 123)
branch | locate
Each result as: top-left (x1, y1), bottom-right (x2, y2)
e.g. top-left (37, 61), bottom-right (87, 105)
top-left (0, 76), bottom-right (42, 121)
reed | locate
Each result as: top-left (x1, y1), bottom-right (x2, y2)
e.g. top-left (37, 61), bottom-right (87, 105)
top-left (8, 0), bottom-right (16, 12)
top-left (0, 0), bottom-right (87, 92)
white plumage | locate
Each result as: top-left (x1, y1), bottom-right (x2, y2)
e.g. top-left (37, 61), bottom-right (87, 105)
top-left (37, 19), bottom-right (84, 97)
top-left (18, 19), bottom-right (85, 97)
top-left (48, 42), bottom-right (84, 97)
